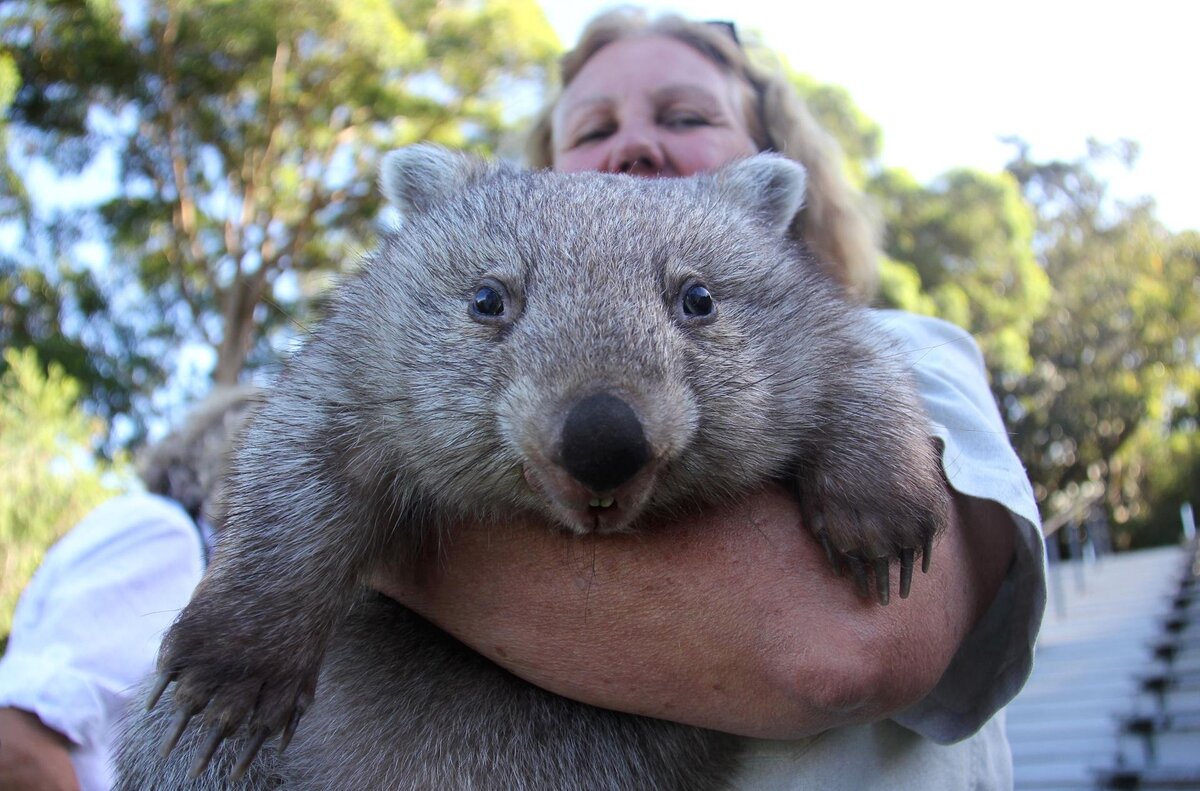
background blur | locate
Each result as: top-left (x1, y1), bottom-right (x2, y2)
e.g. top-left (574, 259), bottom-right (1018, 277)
top-left (0, 0), bottom-right (1196, 636)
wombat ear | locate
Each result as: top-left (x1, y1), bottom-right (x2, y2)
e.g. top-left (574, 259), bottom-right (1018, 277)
top-left (379, 144), bottom-right (489, 215)
top-left (715, 154), bottom-right (807, 236)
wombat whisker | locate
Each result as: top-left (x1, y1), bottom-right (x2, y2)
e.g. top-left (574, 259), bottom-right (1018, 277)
top-left (714, 368), bottom-right (785, 395)
top-left (248, 293), bottom-right (312, 337)
top-left (581, 540), bottom-right (600, 625)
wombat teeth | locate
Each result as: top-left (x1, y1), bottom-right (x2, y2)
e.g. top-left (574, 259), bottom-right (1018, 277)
top-left (588, 496), bottom-right (616, 508)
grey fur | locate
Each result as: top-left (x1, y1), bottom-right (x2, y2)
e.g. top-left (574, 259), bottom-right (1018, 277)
top-left (136, 386), bottom-right (260, 525)
top-left (118, 593), bottom-right (739, 790)
top-left (116, 146), bottom-right (948, 789)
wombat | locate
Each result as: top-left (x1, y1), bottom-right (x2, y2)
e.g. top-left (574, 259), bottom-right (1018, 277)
top-left (115, 145), bottom-right (950, 790)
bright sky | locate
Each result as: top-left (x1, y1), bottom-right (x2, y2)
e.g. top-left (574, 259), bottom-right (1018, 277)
top-left (537, 0), bottom-right (1198, 233)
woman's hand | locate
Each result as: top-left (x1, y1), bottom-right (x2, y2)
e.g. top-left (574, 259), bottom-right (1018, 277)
top-left (0, 708), bottom-right (80, 791)
top-left (372, 482), bottom-right (1013, 739)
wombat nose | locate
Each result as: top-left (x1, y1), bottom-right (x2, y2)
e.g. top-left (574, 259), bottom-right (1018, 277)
top-left (560, 393), bottom-right (650, 493)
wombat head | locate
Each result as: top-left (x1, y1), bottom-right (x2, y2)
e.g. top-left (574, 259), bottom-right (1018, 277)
top-left (324, 145), bottom-right (844, 534)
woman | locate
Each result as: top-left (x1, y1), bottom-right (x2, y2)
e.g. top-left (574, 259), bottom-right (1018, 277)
top-left (380, 8), bottom-right (1045, 789)
top-left (0, 387), bottom-right (258, 790)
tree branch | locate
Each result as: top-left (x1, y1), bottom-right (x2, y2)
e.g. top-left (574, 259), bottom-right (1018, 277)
top-left (157, 0), bottom-right (205, 271)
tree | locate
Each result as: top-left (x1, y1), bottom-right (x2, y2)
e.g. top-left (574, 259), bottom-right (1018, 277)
top-left (869, 166), bottom-right (1051, 380)
top-left (764, 49), bottom-right (1051, 382)
top-left (2, 0), bottom-right (558, 442)
top-left (1124, 411), bottom-right (1200, 548)
top-left (0, 347), bottom-right (129, 637)
top-left (782, 60), bottom-right (1195, 545)
top-left (0, 45), bottom-right (19, 216)
top-left (1001, 141), bottom-right (1200, 545)
top-left (786, 70), bottom-right (883, 189)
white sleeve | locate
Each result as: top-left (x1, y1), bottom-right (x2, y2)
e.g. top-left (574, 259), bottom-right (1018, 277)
top-left (0, 493), bottom-right (204, 752)
top-left (870, 310), bottom-right (1047, 744)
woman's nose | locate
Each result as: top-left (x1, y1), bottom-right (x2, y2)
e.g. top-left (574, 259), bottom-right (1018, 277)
top-left (602, 125), bottom-right (666, 176)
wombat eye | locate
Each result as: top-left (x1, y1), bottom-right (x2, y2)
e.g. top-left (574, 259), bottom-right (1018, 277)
top-left (469, 278), bottom-right (518, 326)
top-left (472, 285), bottom-right (504, 317)
top-left (682, 283), bottom-right (714, 317)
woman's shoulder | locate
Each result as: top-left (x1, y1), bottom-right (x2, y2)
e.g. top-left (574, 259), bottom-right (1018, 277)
top-left (41, 491), bottom-right (199, 573)
top-left (868, 309), bottom-right (983, 366)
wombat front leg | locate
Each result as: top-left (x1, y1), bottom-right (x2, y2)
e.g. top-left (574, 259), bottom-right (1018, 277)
top-left (148, 398), bottom-right (391, 778)
top-left (149, 535), bottom-right (329, 776)
top-left (798, 405), bottom-right (951, 605)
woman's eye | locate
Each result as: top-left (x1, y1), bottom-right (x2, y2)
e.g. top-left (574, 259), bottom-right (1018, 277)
top-left (662, 114), bottom-right (710, 130)
top-left (574, 126), bottom-right (613, 144)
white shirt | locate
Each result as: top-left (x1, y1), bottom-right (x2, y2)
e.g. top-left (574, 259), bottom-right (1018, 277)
top-left (0, 493), bottom-right (205, 790)
top-left (733, 311), bottom-right (1046, 790)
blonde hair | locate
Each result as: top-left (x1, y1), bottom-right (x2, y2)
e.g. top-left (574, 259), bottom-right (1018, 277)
top-left (525, 8), bottom-right (880, 301)
top-left (137, 386), bottom-right (260, 527)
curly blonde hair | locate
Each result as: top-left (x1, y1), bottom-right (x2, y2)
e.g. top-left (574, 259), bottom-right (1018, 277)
top-left (525, 7), bottom-right (880, 301)
top-left (137, 386), bottom-right (261, 528)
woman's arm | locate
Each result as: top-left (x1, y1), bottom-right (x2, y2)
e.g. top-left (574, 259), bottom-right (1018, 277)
top-left (0, 494), bottom-right (206, 789)
top-left (374, 481), bottom-right (1014, 740)
top-left (0, 708), bottom-right (81, 791)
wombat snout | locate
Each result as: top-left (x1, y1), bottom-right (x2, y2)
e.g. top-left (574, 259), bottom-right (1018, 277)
top-left (559, 392), bottom-right (651, 493)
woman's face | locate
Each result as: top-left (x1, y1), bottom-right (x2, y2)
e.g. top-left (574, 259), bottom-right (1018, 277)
top-left (552, 35), bottom-right (759, 178)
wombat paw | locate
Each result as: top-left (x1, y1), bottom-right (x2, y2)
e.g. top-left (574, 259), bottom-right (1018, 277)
top-left (803, 484), bottom-right (948, 606)
top-left (147, 655), bottom-right (316, 780)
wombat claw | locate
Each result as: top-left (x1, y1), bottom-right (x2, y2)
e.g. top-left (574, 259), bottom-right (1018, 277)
top-left (813, 529), bottom-right (931, 605)
top-left (231, 729), bottom-right (270, 780)
top-left (147, 668), bottom-right (313, 779)
top-left (817, 531), bottom-right (841, 577)
top-left (281, 698), bottom-right (309, 752)
top-left (146, 670), bottom-right (174, 712)
top-left (846, 556), bottom-right (869, 598)
top-left (900, 549), bottom-right (915, 598)
top-left (159, 705), bottom-right (195, 758)
top-left (189, 722), bottom-right (229, 779)
top-left (873, 557), bottom-right (890, 606)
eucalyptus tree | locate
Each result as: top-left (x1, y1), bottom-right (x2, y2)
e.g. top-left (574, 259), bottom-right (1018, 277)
top-left (2, 0), bottom-right (557, 438)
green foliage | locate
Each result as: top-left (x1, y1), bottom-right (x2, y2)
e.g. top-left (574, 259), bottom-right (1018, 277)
top-left (784, 66), bottom-right (1195, 548)
top-left (1000, 142), bottom-right (1200, 545)
top-left (770, 59), bottom-right (1053, 385)
top-left (1126, 429), bottom-right (1200, 548)
top-left (0, 347), bottom-right (129, 636)
top-left (745, 39), bottom-right (882, 189)
top-left (871, 165), bottom-right (1050, 379)
top-left (877, 255), bottom-right (937, 317)
top-left (1, 0), bottom-right (559, 439)
top-left (0, 50), bottom-right (23, 219)
top-left (787, 71), bottom-right (882, 188)
top-left (0, 51), bottom-right (15, 110)
top-left (0, 257), bottom-right (153, 429)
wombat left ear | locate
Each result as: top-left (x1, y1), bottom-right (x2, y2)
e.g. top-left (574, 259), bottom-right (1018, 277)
top-left (379, 144), bottom-right (489, 215)
top-left (715, 154), bottom-right (807, 235)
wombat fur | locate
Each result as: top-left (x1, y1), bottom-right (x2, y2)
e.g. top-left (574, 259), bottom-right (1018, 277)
top-left (115, 145), bottom-right (949, 790)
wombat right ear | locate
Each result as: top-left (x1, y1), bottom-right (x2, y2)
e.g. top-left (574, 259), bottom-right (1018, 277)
top-left (379, 144), bottom-right (489, 215)
top-left (715, 154), bottom-right (807, 236)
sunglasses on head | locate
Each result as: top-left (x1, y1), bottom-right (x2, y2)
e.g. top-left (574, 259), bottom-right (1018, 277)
top-left (706, 20), bottom-right (741, 46)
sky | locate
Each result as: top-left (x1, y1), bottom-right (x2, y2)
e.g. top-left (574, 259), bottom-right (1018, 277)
top-left (537, 0), bottom-right (1198, 233)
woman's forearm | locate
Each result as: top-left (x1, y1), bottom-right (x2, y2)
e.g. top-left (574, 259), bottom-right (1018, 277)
top-left (373, 483), bottom-right (1014, 739)
top-left (0, 708), bottom-right (80, 791)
